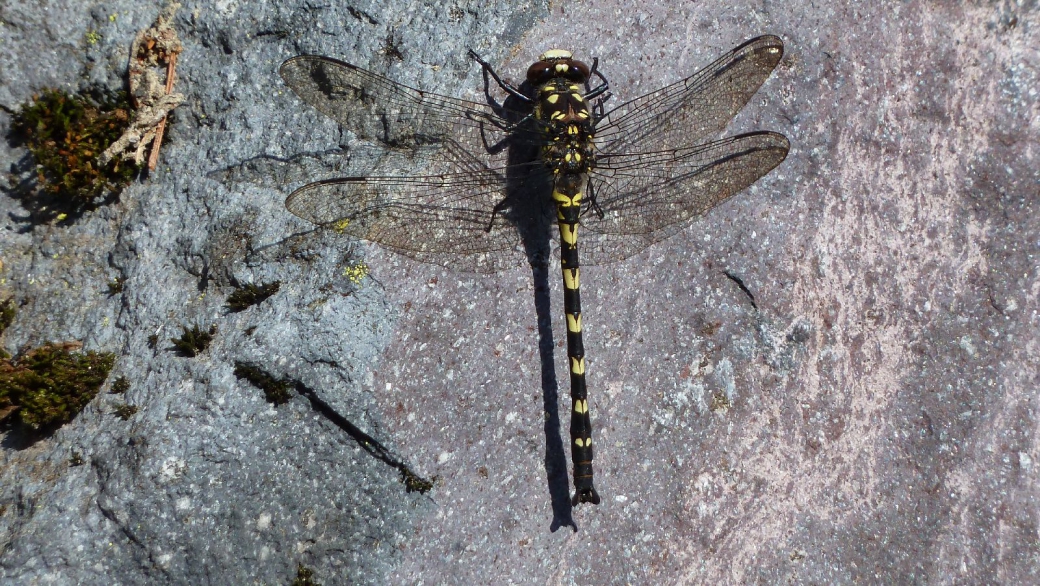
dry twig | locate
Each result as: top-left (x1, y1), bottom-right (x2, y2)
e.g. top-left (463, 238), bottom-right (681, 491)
top-left (99, 2), bottom-right (184, 169)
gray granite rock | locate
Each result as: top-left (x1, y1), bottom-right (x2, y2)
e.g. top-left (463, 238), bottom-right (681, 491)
top-left (1, 0), bottom-right (1037, 584)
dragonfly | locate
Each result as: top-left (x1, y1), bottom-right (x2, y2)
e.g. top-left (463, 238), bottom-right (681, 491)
top-left (279, 35), bottom-right (789, 505)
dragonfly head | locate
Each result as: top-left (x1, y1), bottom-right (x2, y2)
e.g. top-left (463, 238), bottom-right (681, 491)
top-left (527, 50), bottom-right (590, 86)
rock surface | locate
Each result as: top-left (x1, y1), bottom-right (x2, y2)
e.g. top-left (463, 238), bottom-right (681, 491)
top-left (1, 0), bottom-right (1037, 584)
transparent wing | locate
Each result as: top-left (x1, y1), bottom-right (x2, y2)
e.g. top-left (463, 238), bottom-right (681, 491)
top-left (595, 36), bottom-right (785, 157)
top-left (285, 175), bottom-right (524, 273)
top-left (279, 55), bottom-right (522, 163)
top-left (283, 138), bottom-right (548, 273)
top-left (576, 132), bottom-right (789, 265)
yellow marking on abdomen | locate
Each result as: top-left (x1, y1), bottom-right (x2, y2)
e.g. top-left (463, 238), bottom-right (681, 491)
top-left (571, 358), bottom-right (586, 376)
top-left (574, 437), bottom-right (591, 447)
top-left (552, 190), bottom-right (582, 207)
top-left (546, 93), bottom-right (560, 104)
top-left (559, 222), bottom-right (578, 246)
top-left (563, 268), bottom-right (580, 290)
top-left (567, 313), bottom-right (582, 332)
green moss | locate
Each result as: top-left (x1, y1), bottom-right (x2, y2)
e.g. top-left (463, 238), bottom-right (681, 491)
top-left (233, 362), bottom-right (292, 405)
top-left (171, 324), bottom-right (216, 357)
top-left (107, 276), bottom-right (126, 296)
top-left (401, 470), bottom-right (436, 494)
top-left (113, 403), bottom-right (137, 420)
top-left (109, 375), bottom-right (130, 394)
top-left (0, 298), bottom-right (15, 338)
top-left (0, 342), bottom-right (115, 430)
top-left (225, 281), bottom-right (281, 312)
top-left (291, 564), bottom-right (321, 586)
top-left (10, 89), bottom-right (139, 221)
top-left (70, 451), bottom-right (85, 466)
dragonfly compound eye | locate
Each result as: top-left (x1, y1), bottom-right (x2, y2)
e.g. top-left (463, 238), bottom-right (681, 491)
top-left (563, 60), bottom-right (591, 82)
top-left (526, 61), bottom-right (556, 85)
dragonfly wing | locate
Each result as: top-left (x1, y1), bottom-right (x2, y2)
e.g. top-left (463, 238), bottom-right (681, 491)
top-left (595, 36), bottom-right (785, 156)
top-left (279, 55), bottom-right (517, 162)
top-left (577, 132), bottom-right (789, 264)
top-left (285, 166), bottom-right (527, 273)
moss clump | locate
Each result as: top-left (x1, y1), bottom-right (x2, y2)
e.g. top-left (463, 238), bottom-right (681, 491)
top-left (0, 342), bottom-right (115, 430)
top-left (291, 564), bottom-right (321, 586)
top-left (233, 362), bottom-right (292, 405)
top-left (107, 276), bottom-right (126, 296)
top-left (226, 281), bottom-right (281, 312)
top-left (171, 324), bottom-right (216, 357)
top-left (109, 375), bottom-right (130, 394)
top-left (0, 298), bottom-right (15, 339)
top-left (70, 451), bottom-right (85, 466)
top-left (10, 89), bottom-right (139, 221)
top-left (113, 403), bottom-right (137, 420)
top-left (401, 470), bottom-right (436, 494)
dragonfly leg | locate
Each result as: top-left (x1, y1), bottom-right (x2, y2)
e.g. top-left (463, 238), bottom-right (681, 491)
top-left (467, 49), bottom-right (533, 103)
top-left (590, 92), bottom-right (612, 123)
top-left (582, 178), bottom-right (606, 219)
top-left (585, 56), bottom-right (611, 100)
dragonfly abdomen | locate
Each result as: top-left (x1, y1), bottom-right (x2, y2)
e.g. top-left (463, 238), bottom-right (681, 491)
top-left (553, 172), bottom-right (600, 506)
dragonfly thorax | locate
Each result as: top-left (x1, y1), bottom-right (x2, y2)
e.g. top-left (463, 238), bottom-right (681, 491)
top-left (535, 79), bottom-right (596, 175)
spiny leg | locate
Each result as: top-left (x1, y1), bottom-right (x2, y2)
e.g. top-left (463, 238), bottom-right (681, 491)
top-left (585, 56), bottom-right (611, 100)
top-left (467, 49), bottom-right (533, 103)
top-left (581, 178), bottom-right (606, 220)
